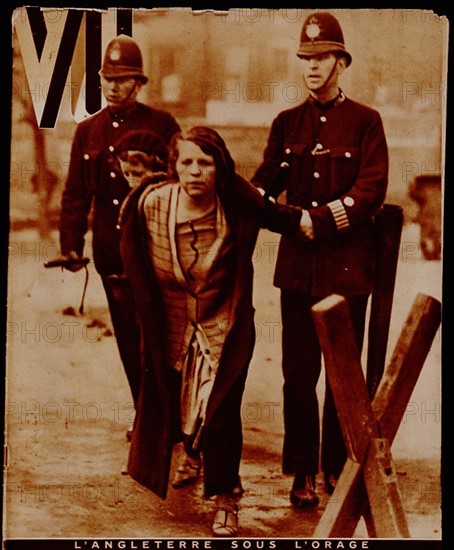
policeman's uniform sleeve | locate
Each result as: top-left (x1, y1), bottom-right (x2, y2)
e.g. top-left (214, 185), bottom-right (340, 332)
top-left (310, 112), bottom-right (389, 241)
top-left (59, 125), bottom-right (93, 256)
top-left (232, 174), bottom-right (302, 236)
top-left (251, 115), bottom-right (286, 196)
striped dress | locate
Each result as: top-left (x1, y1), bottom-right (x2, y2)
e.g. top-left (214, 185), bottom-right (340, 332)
top-left (143, 182), bottom-right (236, 450)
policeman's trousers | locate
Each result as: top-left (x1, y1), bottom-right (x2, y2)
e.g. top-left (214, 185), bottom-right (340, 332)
top-left (102, 276), bottom-right (142, 408)
top-left (280, 291), bottom-right (369, 478)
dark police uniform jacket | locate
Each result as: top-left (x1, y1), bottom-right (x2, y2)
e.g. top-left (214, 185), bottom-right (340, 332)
top-left (60, 102), bottom-right (180, 276)
top-left (252, 94), bottom-right (389, 297)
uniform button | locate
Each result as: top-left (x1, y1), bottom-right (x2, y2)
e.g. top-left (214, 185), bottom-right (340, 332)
top-left (285, 148), bottom-right (291, 154)
top-left (112, 121), bottom-right (120, 128)
top-left (83, 153), bottom-right (90, 160)
top-left (345, 151), bottom-right (352, 158)
top-left (113, 199), bottom-right (119, 205)
top-left (110, 172), bottom-right (116, 178)
top-left (313, 172), bottom-right (320, 179)
top-left (116, 224), bottom-right (121, 230)
top-left (320, 116), bottom-right (327, 122)
top-left (311, 201), bottom-right (319, 207)
top-left (108, 145), bottom-right (115, 152)
top-left (344, 196), bottom-right (355, 206)
top-left (316, 143), bottom-right (323, 150)
top-left (280, 161), bottom-right (289, 168)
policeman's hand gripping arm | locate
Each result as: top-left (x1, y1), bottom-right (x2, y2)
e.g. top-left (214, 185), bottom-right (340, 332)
top-left (298, 209), bottom-right (315, 241)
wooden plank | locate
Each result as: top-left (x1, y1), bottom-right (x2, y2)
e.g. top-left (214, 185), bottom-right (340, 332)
top-left (311, 295), bottom-right (379, 462)
top-left (311, 295), bottom-right (384, 538)
top-left (312, 293), bottom-right (441, 537)
top-left (367, 204), bottom-right (404, 397)
top-left (372, 293), bottom-right (442, 441)
top-left (363, 438), bottom-right (410, 537)
top-left (313, 459), bottom-right (366, 537)
top-left (314, 460), bottom-right (378, 538)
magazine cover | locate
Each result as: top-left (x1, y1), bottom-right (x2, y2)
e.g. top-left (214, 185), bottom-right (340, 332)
top-left (4, 7), bottom-right (447, 549)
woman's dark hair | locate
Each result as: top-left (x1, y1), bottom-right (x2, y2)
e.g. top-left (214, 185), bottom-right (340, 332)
top-left (168, 126), bottom-right (235, 189)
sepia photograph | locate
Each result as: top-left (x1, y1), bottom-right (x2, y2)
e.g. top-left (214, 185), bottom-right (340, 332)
top-left (4, 7), bottom-right (446, 548)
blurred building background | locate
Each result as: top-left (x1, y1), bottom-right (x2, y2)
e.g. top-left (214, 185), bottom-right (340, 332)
top-left (10, 8), bottom-right (446, 256)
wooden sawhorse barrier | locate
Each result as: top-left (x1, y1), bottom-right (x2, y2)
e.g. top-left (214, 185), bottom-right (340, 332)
top-left (311, 293), bottom-right (441, 538)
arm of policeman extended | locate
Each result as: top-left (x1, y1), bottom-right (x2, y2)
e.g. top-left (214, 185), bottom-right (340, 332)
top-left (251, 115), bottom-right (312, 238)
top-left (231, 173), bottom-right (302, 236)
top-left (251, 114), bottom-right (289, 199)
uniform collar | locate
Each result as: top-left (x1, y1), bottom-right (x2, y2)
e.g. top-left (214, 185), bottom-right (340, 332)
top-left (307, 89), bottom-right (346, 110)
top-left (107, 101), bottom-right (139, 121)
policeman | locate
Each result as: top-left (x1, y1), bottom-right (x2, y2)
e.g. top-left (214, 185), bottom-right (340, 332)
top-left (60, 35), bottom-right (180, 409)
top-left (252, 12), bottom-right (388, 507)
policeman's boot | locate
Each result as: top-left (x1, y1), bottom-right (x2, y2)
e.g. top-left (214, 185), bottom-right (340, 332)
top-left (290, 474), bottom-right (319, 508)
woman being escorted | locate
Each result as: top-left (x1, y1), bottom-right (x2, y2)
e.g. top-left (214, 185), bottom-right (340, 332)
top-left (119, 127), bottom-right (302, 536)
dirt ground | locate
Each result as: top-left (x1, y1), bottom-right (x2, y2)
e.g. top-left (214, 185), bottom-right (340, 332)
top-left (4, 223), bottom-right (442, 541)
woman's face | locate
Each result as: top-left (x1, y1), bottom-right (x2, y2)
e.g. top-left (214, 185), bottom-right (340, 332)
top-left (175, 140), bottom-right (216, 202)
top-left (119, 157), bottom-right (149, 188)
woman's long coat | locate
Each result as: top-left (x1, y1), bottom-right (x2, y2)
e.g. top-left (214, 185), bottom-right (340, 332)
top-left (119, 175), bottom-right (301, 499)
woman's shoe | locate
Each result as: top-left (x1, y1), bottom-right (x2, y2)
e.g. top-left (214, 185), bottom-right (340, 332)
top-left (290, 475), bottom-right (319, 508)
top-left (171, 453), bottom-right (201, 488)
top-left (212, 493), bottom-right (238, 537)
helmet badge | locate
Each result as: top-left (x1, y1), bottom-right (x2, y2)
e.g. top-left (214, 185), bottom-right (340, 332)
top-left (305, 16), bottom-right (321, 40)
top-left (109, 45), bottom-right (121, 62)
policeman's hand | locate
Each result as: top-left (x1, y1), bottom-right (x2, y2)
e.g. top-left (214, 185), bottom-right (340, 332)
top-left (298, 209), bottom-right (315, 241)
top-left (64, 251), bottom-right (86, 272)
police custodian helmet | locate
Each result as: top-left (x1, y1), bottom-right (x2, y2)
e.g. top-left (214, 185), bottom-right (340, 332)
top-left (297, 12), bottom-right (352, 67)
top-left (99, 34), bottom-right (149, 83)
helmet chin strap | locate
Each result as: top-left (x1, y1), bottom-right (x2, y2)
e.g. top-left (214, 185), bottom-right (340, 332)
top-left (309, 57), bottom-right (340, 100)
top-left (125, 79), bottom-right (139, 102)
top-left (108, 79), bottom-right (140, 114)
